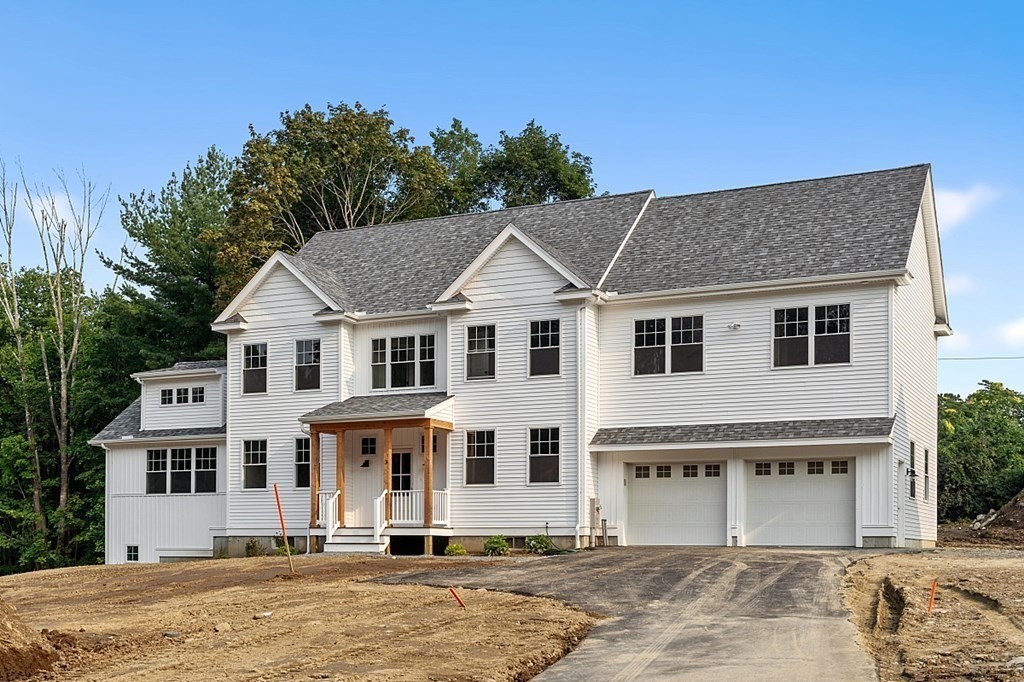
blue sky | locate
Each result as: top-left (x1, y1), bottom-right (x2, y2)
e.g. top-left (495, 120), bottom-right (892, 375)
top-left (1, 2), bottom-right (1021, 396)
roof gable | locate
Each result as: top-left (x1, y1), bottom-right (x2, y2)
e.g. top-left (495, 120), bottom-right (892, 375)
top-left (213, 252), bottom-right (344, 325)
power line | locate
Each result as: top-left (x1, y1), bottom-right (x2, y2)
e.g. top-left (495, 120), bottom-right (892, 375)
top-left (939, 356), bottom-right (1024, 361)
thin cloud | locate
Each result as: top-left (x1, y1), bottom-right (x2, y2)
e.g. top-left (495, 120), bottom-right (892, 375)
top-left (944, 274), bottom-right (976, 295)
top-left (940, 331), bottom-right (971, 353)
top-left (996, 319), bottom-right (1024, 348)
top-left (935, 184), bottom-right (1000, 233)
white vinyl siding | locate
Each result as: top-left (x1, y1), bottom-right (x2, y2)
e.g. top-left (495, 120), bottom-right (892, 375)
top-left (142, 375), bottom-right (225, 430)
top-left (351, 318), bottom-right (447, 395)
top-left (892, 211), bottom-right (940, 543)
top-left (599, 286), bottom-right (891, 427)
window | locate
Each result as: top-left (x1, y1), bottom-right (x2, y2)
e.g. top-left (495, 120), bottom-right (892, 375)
top-left (361, 437), bottom-right (376, 455)
top-left (778, 462), bottom-right (795, 476)
top-left (635, 465), bottom-right (650, 479)
top-left (170, 448), bottom-right (192, 493)
top-left (390, 336), bottom-right (416, 388)
top-left (633, 319), bottom-right (666, 375)
top-left (773, 307), bottom-right (809, 367)
top-left (195, 447), bottom-right (217, 493)
top-left (126, 545), bottom-right (139, 562)
top-left (295, 438), bottom-right (310, 488)
top-left (421, 433), bottom-right (439, 453)
top-left (191, 386), bottom-right (205, 403)
top-left (467, 325), bottom-right (496, 380)
top-left (529, 320), bottom-right (560, 376)
top-left (909, 442), bottom-right (916, 498)
top-left (681, 464), bottom-right (698, 478)
top-left (295, 339), bottom-right (321, 391)
top-left (420, 335), bottom-right (436, 386)
top-left (243, 440), bottom-right (268, 489)
top-left (658, 464), bottom-right (674, 478)
top-left (243, 343), bottom-right (268, 394)
top-left (392, 452), bottom-right (412, 492)
top-left (832, 460), bottom-right (849, 475)
top-left (671, 316), bottom-right (703, 373)
top-left (371, 339), bottom-right (387, 389)
top-left (465, 430), bottom-right (495, 485)
top-left (815, 304), bottom-right (850, 364)
top-left (176, 387), bottom-right (189, 404)
top-left (160, 389), bottom-right (173, 405)
top-left (807, 461), bottom-right (824, 475)
top-left (924, 449), bottom-right (931, 501)
top-left (528, 428), bottom-right (559, 483)
top-left (146, 450), bottom-right (167, 494)
top-left (755, 462), bottom-right (771, 476)
top-left (705, 464), bottom-right (721, 477)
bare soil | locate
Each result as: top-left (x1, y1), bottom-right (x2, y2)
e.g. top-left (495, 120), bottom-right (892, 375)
top-left (0, 555), bottom-right (595, 681)
top-left (939, 522), bottom-right (1024, 549)
top-left (844, 548), bottom-right (1024, 681)
top-left (0, 596), bottom-right (56, 680)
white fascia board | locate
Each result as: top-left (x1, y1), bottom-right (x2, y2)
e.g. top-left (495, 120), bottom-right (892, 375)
top-left (428, 299), bottom-right (474, 312)
top-left (553, 288), bottom-right (602, 302)
top-left (596, 190), bottom-right (655, 289)
top-left (919, 170), bottom-right (951, 326)
top-left (211, 320), bottom-right (248, 333)
top-left (436, 222), bottom-right (589, 303)
top-left (601, 269), bottom-right (910, 305)
top-left (212, 252), bottom-right (341, 324)
top-left (423, 396), bottom-right (455, 419)
top-left (89, 433), bottom-right (227, 447)
top-left (934, 323), bottom-right (953, 337)
top-left (130, 367), bottom-right (225, 381)
top-left (339, 309), bottom-right (442, 323)
top-left (588, 435), bottom-right (893, 452)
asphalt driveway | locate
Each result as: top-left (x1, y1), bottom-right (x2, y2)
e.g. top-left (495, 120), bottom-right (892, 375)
top-left (383, 547), bottom-right (879, 681)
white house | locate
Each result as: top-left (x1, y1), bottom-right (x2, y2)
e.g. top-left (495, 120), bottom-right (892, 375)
top-left (91, 164), bottom-right (948, 562)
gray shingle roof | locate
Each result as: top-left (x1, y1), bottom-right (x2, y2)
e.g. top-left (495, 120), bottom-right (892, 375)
top-left (90, 399), bottom-right (226, 444)
top-left (300, 393), bottom-right (452, 423)
top-left (172, 360), bottom-right (228, 371)
top-left (602, 165), bottom-right (930, 294)
top-left (295, 191), bottom-right (653, 314)
top-left (591, 416), bottom-right (895, 446)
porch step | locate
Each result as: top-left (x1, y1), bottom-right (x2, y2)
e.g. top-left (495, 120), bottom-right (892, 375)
top-left (332, 526), bottom-right (375, 537)
top-left (324, 528), bottom-right (389, 554)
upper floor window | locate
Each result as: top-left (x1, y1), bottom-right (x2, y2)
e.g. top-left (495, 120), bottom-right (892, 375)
top-left (529, 320), bottom-right (560, 376)
top-left (175, 387), bottom-right (189, 404)
top-left (170, 448), bottom-right (192, 493)
top-left (191, 386), bottom-right (205, 403)
top-left (634, 319), bottom-right (666, 375)
top-left (773, 304), bottom-right (851, 367)
top-left (243, 440), bottom-right (268, 489)
top-left (295, 438), bottom-right (311, 488)
top-left (465, 430), bottom-right (495, 485)
top-left (295, 339), bottom-right (321, 391)
top-left (161, 386), bottom-right (205, 406)
top-left (195, 447), bottom-right (217, 493)
top-left (528, 427), bottom-right (559, 483)
top-left (370, 335), bottom-right (436, 390)
top-left (243, 343), bottom-right (268, 394)
top-left (146, 449), bottom-right (168, 494)
top-left (160, 389), bottom-right (173, 405)
top-left (634, 316), bottom-right (704, 375)
top-left (466, 325), bottom-right (496, 380)
top-left (671, 316), bottom-right (703, 373)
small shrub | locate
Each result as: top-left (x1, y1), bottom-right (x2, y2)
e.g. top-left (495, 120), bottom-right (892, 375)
top-left (525, 534), bottom-right (554, 554)
top-left (213, 548), bottom-right (229, 560)
top-left (483, 535), bottom-right (511, 556)
top-left (444, 543), bottom-right (468, 557)
top-left (244, 537), bottom-right (267, 557)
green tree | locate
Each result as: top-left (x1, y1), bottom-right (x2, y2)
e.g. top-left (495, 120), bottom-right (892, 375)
top-left (478, 119), bottom-right (595, 208)
top-left (430, 118), bottom-right (486, 214)
top-left (938, 381), bottom-right (1024, 521)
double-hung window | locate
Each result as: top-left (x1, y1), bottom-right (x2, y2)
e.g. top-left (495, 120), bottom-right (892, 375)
top-left (295, 438), bottom-right (310, 488)
top-left (194, 448), bottom-right (217, 493)
top-left (419, 335), bottom-right (436, 386)
top-left (633, 319), bottom-right (666, 375)
top-left (146, 449), bottom-right (168, 494)
top-left (243, 440), bottom-right (268, 489)
top-left (634, 316), bottom-right (703, 375)
top-left (390, 336), bottom-right (416, 388)
top-left (528, 427), bottom-right (559, 483)
top-left (773, 304), bottom-right (851, 367)
top-left (529, 320), bottom-right (560, 376)
top-left (670, 316), bottom-right (703, 373)
top-left (243, 343), bottom-right (268, 393)
top-left (371, 339), bottom-right (387, 389)
top-left (370, 335), bottom-right (437, 389)
top-left (170, 448), bottom-right (192, 493)
top-left (295, 339), bottom-right (321, 391)
top-left (467, 325), bottom-right (496, 380)
top-left (465, 430), bottom-right (495, 485)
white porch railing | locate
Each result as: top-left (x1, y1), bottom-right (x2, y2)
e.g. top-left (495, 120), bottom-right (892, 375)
top-left (318, 490), bottom-right (340, 537)
top-left (373, 491), bottom-right (387, 543)
top-left (390, 489), bottom-right (449, 526)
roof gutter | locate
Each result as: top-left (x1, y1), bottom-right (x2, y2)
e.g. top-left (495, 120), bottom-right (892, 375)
top-left (299, 410), bottom-right (432, 425)
top-left (602, 269), bottom-right (911, 305)
top-left (130, 368), bottom-right (225, 380)
top-left (89, 432), bottom-right (227, 447)
top-left (589, 434), bottom-right (894, 452)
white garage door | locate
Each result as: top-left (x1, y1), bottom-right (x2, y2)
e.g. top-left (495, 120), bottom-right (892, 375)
top-left (744, 458), bottom-right (856, 546)
top-left (627, 462), bottom-right (726, 545)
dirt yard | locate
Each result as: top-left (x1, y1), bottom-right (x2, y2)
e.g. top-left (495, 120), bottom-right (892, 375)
top-left (0, 555), bottom-right (594, 681)
top-left (845, 548), bottom-right (1024, 681)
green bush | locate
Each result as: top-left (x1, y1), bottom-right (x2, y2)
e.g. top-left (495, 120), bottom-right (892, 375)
top-left (245, 537), bottom-right (267, 557)
top-left (444, 543), bottom-right (468, 556)
top-left (525, 534), bottom-right (554, 554)
top-left (483, 535), bottom-right (511, 556)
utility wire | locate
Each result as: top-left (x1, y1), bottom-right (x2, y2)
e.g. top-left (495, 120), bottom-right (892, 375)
top-left (939, 356), bottom-right (1024, 361)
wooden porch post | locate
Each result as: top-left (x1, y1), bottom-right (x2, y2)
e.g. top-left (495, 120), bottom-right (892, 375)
top-left (423, 424), bottom-right (434, 528)
top-left (336, 429), bottom-right (346, 527)
top-left (309, 426), bottom-right (320, 529)
top-left (383, 428), bottom-right (393, 525)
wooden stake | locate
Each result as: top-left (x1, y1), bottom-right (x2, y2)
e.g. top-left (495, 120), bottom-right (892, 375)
top-left (449, 587), bottom-right (466, 608)
top-left (273, 483), bottom-right (296, 574)
top-left (927, 578), bottom-right (938, 612)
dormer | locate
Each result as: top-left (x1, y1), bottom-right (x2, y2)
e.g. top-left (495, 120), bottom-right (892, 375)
top-left (131, 361), bottom-right (227, 430)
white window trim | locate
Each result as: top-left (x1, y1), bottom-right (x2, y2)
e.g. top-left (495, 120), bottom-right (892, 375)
top-left (241, 341), bottom-right (270, 396)
top-left (294, 435), bottom-right (311, 489)
top-left (369, 334), bottom-right (439, 392)
top-left (526, 318), bottom-right (562, 379)
top-left (293, 338), bottom-right (323, 393)
top-left (463, 429), bottom-right (497, 487)
top-left (525, 424), bottom-right (562, 486)
top-left (240, 439), bottom-right (269, 491)
top-left (191, 386), bottom-right (206, 404)
top-left (159, 388), bottom-right (174, 407)
top-left (769, 302), bottom-right (854, 370)
top-left (464, 325), bottom-right (498, 383)
top-left (629, 314), bottom-right (707, 378)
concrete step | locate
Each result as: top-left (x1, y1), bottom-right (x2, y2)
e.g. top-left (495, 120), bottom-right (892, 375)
top-left (328, 534), bottom-right (383, 544)
top-left (324, 540), bottom-right (389, 554)
top-left (332, 527), bottom-right (375, 537)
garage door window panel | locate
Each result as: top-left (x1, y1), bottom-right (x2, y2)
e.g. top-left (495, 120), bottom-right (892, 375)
top-left (656, 465), bottom-right (672, 478)
top-left (635, 465), bottom-right (650, 479)
top-left (832, 460), bottom-right (849, 475)
top-left (633, 319), bottom-right (666, 375)
top-left (807, 461), bottom-right (824, 475)
top-left (778, 462), bottom-right (795, 476)
top-left (755, 462), bottom-right (771, 476)
top-left (705, 464), bottom-right (721, 477)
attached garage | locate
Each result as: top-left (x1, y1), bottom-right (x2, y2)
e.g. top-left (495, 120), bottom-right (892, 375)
top-left (744, 458), bottom-right (856, 546)
top-left (627, 462), bottom-right (726, 545)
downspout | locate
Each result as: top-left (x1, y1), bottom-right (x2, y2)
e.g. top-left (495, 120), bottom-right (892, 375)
top-left (575, 303), bottom-right (587, 549)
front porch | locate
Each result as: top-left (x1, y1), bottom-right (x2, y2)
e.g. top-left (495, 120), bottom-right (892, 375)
top-left (302, 393), bottom-right (455, 553)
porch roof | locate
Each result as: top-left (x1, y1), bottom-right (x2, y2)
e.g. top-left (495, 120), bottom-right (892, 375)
top-left (590, 416), bottom-right (895, 450)
top-left (299, 392), bottom-right (453, 425)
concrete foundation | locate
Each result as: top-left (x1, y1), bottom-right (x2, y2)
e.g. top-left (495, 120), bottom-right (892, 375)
top-left (861, 536), bottom-right (895, 548)
top-left (213, 535), bottom-right (309, 558)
